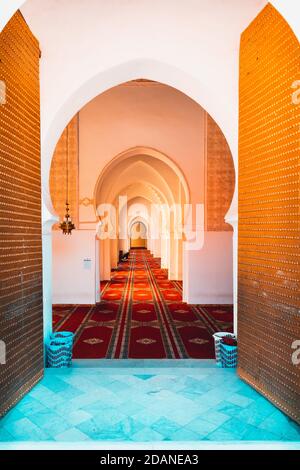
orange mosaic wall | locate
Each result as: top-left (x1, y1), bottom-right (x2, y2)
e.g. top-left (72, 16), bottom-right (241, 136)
top-left (238, 4), bottom-right (300, 423)
top-left (50, 115), bottom-right (79, 228)
top-left (206, 114), bottom-right (235, 231)
top-left (0, 12), bottom-right (43, 416)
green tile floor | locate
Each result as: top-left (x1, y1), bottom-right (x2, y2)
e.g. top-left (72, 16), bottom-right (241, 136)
top-left (0, 361), bottom-right (299, 447)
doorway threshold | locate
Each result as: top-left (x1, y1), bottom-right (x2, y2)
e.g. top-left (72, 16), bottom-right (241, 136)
top-left (71, 359), bottom-right (216, 368)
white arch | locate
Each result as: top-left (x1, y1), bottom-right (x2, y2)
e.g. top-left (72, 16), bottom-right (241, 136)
top-left (42, 59), bottom-right (232, 219)
top-left (2, 1), bottom-right (300, 41)
top-left (95, 148), bottom-right (189, 282)
top-left (1, 3), bottom-right (299, 225)
top-left (129, 216), bottom-right (149, 235)
top-left (94, 146), bottom-right (190, 207)
top-left (1, 0), bottom-right (298, 341)
top-left (102, 162), bottom-right (175, 209)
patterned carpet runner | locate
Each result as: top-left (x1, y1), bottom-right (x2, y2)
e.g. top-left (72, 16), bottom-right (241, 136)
top-left (53, 249), bottom-right (233, 359)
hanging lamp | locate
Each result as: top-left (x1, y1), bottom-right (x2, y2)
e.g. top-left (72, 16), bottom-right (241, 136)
top-left (59, 125), bottom-right (75, 235)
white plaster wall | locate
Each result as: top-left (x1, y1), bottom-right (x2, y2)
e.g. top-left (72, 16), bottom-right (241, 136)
top-left (184, 232), bottom-right (233, 305)
top-left (95, 238), bottom-right (100, 302)
top-left (52, 230), bottom-right (97, 304)
top-left (99, 239), bottom-right (112, 281)
top-left (79, 84), bottom-right (205, 222)
top-left (0, 0), bottom-right (25, 31)
top-left (78, 86), bottom-right (205, 287)
top-left (5, 1), bottom-right (300, 43)
top-left (271, 0), bottom-right (300, 41)
top-left (17, 0), bottom-right (270, 218)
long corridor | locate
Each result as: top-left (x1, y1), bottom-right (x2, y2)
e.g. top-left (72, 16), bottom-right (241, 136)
top-left (53, 249), bottom-right (233, 359)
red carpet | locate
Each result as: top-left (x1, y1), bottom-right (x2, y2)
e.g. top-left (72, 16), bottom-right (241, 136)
top-left (53, 249), bottom-right (233, 359)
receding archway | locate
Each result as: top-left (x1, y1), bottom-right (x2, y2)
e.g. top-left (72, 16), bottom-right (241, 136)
top-left (94, 146), bottom-right (190, 285)
top-left (130, 221), bottom-right (147, 249)
top-left (50, 80), bottom-right (236, 336)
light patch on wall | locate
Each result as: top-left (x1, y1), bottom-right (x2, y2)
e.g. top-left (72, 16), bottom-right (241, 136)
top-left (291, 80), bottom-right (300, 105)
top-left (0, 340), bottom-right (6, 364)
top-left (0, 80), bottom-right (6, 104)
top-left (292, 340), bottom-right (300, 366)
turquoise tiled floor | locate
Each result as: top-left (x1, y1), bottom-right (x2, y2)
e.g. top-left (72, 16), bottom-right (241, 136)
top-left (0, 361), bottom-right (299, 446)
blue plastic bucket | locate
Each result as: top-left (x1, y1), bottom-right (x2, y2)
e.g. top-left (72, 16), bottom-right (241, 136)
top-left (46, 331), bottom-right (74, 368)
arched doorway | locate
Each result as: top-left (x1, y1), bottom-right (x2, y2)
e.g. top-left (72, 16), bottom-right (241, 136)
top-left (0, 0), bottom-right (298, 347)
top-left (49, 79), bottom-right (236, 361)
top-left (130, 221), bottom-right (147, 249)
top-left (93, 145), bottom-right (192, 286)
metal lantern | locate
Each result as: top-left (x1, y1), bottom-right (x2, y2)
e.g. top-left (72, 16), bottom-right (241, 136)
top-left (59, 125), bottom-right (75, 235)
top-left (59, 202), bottom-right (75, 235)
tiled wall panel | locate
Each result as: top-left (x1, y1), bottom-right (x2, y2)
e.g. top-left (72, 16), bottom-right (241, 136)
top-left (50, 115), bottom-right (79, 228)
top-left (238, 4), bottom-right (300, 423)
top-left (206, 115), bottom-right (235, 231)
top-left (0, 12), bottom-right (42, 416)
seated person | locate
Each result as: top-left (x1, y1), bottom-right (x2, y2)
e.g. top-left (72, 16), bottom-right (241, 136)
top-left (122, 251), bottom-right (129, 261)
